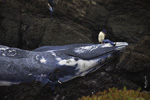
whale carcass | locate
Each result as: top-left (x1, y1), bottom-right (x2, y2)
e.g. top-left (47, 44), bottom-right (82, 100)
top-left (0, 42), bottom-right (128, 86)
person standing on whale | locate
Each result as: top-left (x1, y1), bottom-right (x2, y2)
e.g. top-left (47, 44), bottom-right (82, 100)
top-left (98, 29), bottom-right (116, 46)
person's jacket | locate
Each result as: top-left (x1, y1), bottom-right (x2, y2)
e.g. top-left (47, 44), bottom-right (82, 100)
top-left (98, 31), bottom-right (105, 43)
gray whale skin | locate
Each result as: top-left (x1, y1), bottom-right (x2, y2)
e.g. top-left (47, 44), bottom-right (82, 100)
top-left (0, 42), bottom-right (128, 86)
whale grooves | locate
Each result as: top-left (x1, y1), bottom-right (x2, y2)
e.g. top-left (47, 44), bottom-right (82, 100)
top-left (0, 42), bottom-right (128, 86)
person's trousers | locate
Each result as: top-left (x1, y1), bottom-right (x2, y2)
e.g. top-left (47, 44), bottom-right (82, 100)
top-left (102, 39), bottom-right (115, 45)
top-left (49, 7), bottom-right (54, 17)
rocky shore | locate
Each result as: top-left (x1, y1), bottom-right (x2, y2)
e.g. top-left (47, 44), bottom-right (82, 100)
top-left (0, 0), bottom-right (150, 100)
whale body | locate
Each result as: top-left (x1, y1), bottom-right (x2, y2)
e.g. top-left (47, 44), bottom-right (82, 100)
top-left (0, 42), bottom-right (128, 86)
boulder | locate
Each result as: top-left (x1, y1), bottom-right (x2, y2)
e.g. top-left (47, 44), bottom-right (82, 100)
top-left (116, 36), bottom-right (150, 90)
top-left (1, 0), bottom-right (150, 49)
top-left (0, 0), bottom-right (93, 50)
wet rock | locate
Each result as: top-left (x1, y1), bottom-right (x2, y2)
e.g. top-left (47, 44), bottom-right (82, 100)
top-left (116, 36), bottom-right (150, 72)
top-left (39, 18), bottom-right (92, 46)
top-left (107, 1), bottom-right (150, 43)
top-left (116, 36), bottom-right (150, 90)
top-left (56, 0), bottom-right (150, 43)
top-left (0, 1), bottom-right (21, 47)
top-left (1, 0), bottom-right (150, 49)
top-left (0, 0), bottom-right (93, 50)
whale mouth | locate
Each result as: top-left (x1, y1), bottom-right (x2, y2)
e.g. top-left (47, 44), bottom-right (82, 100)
top-left (114, 42), bottom-right (128, 51)
top-left (115, 42), bottom-right (128, 46)
top-left (102, 42), bottom-right (128, 47)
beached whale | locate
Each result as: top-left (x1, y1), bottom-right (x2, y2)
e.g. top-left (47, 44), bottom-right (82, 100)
top-left (0, 42), bottom-right (128, 86)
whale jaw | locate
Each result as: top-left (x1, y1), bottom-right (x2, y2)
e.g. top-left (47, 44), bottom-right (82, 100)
top-left (56, 42), bottom-right (128, 83)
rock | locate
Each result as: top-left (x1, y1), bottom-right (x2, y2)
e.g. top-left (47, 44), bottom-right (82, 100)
top-left (116, 36), bottom-right (150, 90)
top-left (107, 1), bottom-right (150, 43)
top-left (116, 36), bottom-right (150, 72)
top-left (0, 1), bottom-right (21, 47)
top-left (0, 0), bottom-right (93, 50)
top-left (1, 0), bottom-right (150, 49)
top-left (40, 18), bottom-right (92, 46)
top-left (20, 15), bottom-right (92, 49)
top-left (56, 0), bottom-right (150, 43)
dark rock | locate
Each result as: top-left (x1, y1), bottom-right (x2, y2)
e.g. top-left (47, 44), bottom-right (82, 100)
top-left (0, 0), bottom-right (93, 50)
top-left (1, 0), bottom-right (150, 49)
top-left (55, 0), bottom-right (150, 43)
top-left (0, 1), bottom-right (21, 47)
top-left (116, 36), bottom-right (150, 72)
top-left (116, 36), bottom-right (150, 90)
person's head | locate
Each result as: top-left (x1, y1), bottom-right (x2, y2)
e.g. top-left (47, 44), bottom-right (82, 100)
top-left (102, 29), bottom-right (107, 34)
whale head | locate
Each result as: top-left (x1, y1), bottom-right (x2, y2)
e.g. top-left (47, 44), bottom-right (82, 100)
top-left (48, 42), bottom-right (128, 83)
